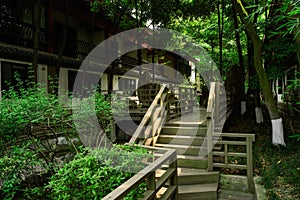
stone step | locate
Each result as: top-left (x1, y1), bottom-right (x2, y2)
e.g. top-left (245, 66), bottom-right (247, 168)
top-left (157, 135), bottom-right (205, 146)
top-left (178, 183), bottom-right (218, 200)
top-left (161, 126), bottom-right (207, 136)
top-left (218, 189), bottom-right (255, 200)
top-left (177, 168), bottom-right (219, 185)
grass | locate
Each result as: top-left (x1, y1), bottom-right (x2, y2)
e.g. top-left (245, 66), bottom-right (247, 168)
top-left (223, 106), bottom-right (300, 200)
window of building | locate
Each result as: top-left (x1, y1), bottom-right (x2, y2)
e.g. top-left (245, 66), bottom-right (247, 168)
top-left (53, 22), bottom-right (78, 58)
top-left (118, 77), bottom-right (136, 91)
top-left (68, 70), bottom-right (101, 97)
top-left (1, 61), bottom-right (29, 93)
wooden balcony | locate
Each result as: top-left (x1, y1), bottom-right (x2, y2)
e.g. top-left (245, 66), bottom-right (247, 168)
top-left (0, 16), bottom-right (95, 60)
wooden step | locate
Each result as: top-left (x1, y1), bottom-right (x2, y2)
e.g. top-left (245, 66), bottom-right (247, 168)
top-left (155, 143), bottom-right (207, 156)
top-left (178, 183), bottom-right (218, 200)
top-left (155, 143), bottom-right (221, 156)
top-left (157, 135), bottom-right (205, 146)
top-left (154, 153), bottom-right (208, 169)
top-left (177, 155), bottom-right (208, 169)
top-left (177, 168), bottom-right (219, 185)
top-left (161, 126), bottom-right (207, 136)
top-left (164, 122), bottom-right (207, 127)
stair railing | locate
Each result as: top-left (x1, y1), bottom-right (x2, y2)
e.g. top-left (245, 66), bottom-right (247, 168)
top-left (206, 82), bottom-right (217, 172)
top-left (102, 147), bottom-right (178, 200)
top-left (212, 133), bottom-right (255, 192)
top-left (129, 84), bottom-right (168, 146)
top-left (206, 82), bottom-right (255, 192)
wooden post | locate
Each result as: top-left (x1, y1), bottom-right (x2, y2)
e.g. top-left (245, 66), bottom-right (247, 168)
top-left (146, 171), bottom-right (156, 200)
top-left (247, 137), bottom-right (254, 193)
top-left (207, 115), bottom-right (213, 172)
top-left (169, 153), bottom-right (178, 199)
top-left (110, 120), bottom-right (116, 143)
top-left (215, 82), bottom-right (220, 125)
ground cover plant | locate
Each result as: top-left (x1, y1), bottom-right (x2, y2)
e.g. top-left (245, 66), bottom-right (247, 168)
top-left (0, 80), bottom-right (148, 199)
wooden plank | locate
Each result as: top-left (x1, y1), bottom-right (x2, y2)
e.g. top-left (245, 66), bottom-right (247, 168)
top-left (213, 163), bottom-right (248, 169)
top-left (213, 152), bottom-right (248, 157)
top-left (138, 190), bottom-right (155, 200)
top-left (216, 141), bottom-right (247, 145)
top-left (207, 117), bottom-right (213, 172)
top-left (213, 133), bottom-right (255, 141)
top-left (247, 137), bottom-right (254, 192)
top-left (102, 149), bottom-right (176, 200)
top-left (159, 186), bottom-right (177, 200)
top-left (144, 126), bottom-right (153, 139)
top-left (156, 168), bottom-right (176, 189)
top-left (129, 85), bottom-right (167, 144)
top-left (206, 82), bottom-right (216, 113)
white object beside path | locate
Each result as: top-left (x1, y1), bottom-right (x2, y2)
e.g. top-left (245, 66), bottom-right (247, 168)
top-left (272, 118), bottom-right (286, 146)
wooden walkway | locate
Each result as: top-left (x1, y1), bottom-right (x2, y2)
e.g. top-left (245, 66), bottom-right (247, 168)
top-left (168, 106), bottom-right (207, 125)
top-left (107, 83), bottom-right (256, 200)
top-left (167, 107), bottom-right (255, 200)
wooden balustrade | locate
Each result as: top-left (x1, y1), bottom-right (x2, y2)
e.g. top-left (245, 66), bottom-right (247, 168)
top-left (0, 16), bottom-right (97, 59)
top-left (102, 147), bottom-right (178, 200)
top-left (129, 85), bottom-right (168, 146)
top-left (168, 86), bottom-right (194, 119)
top-left (212, 133), bottom-right (255, 192)
top-left (206, 82), bottom-right (255, 192)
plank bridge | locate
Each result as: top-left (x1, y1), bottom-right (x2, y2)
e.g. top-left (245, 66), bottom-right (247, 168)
top-left (105, 82), bottom-right (255, 200)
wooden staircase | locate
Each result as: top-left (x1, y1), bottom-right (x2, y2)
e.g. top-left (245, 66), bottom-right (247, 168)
top-left (155, 122), bottom-right (219, 200)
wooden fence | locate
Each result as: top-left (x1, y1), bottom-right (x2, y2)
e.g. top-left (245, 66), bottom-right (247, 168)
top-left (129, 85), bottom-right (169, 146)
top-left (102, 147), bottom-right (178, 200)
top-left (206, 82), bottom-right (255, 192)
top-left (168, 86), bottom-right (194, 119)
top-left (212, 133), bottom-right (255, 192)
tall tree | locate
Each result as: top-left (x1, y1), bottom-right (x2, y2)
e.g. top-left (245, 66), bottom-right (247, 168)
top-left (32, 0), bottom-right (41, 84)
top-left (217, 0), bottom-right (224, 76)
top-left (231, 0), bottom-right (246, 113)
top-left (56, 0), bottom-right (72, 78)
top-left (233, 0), bottom-right (285, 145)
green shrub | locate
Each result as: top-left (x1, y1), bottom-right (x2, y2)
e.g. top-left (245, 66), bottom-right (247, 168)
top-left (46, 145), bottom-right (151, 199)
top-left (0, 84), bottom-right (73, 149)
top-left (0, 142), bottom-right (49, 200)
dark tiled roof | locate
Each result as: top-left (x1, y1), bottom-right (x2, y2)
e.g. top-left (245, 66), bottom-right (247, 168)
top-left (0, 42), bottom-right (82, 69)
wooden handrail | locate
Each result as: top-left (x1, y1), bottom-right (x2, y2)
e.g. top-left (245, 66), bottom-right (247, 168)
top-left (102, 148), bottom-right (178, 200)
top-left (206, 82), bottom-right (255, 193)
top-left (212, 132), bottom-right (255, 193)
top-left (129, 85), bottom-right (168, 145)
top-left (206, 82), bottom-right (216, 115)
top-left (206, 82), bottom-right (218, 172)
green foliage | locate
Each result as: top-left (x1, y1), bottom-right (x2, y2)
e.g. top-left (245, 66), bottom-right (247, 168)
top-left (88, 0), bottom-right (214, 29)
top-left (72, 91), bottom-right (125, 139)
top-left (46, 145), bottom-right (151, 199)
top-left (0, 83), bottom-right (72, 147)
top-left (0, 142), bottom-right (49, 200)
top-left (276, 0), bottom-right (300, 39)
top-left (286, 73), bottom-right (300, 141)
top-left (0, 78), bottom-right (147, 199)
top-left (168, 11), bottom-right (248, 75)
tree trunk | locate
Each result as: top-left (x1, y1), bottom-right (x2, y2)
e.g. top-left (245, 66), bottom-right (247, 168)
top-left (32, 0), bottom-right (41, 84)
top-left (234, 0), bottom-right (285, 145)
top-left (232, 0), bottom-right (245, 113)
top-left (217, 0), bottom-right (223, 76)
top-left (55, 0), bottom-right (72, 97)
top-left (56, 0), bottom-right (72, 77)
